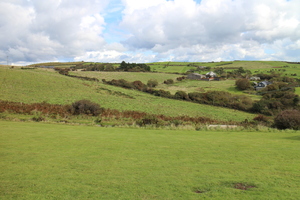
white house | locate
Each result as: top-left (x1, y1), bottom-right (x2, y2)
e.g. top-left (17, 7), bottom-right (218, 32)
top-left (206, 71), bottom-right (217, 78)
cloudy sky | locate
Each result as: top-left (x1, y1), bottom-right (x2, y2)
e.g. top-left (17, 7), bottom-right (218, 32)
top-left (1, 0), bottom-right (300, 65)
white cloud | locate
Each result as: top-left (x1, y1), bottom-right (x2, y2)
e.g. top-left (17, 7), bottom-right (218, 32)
top-left (0, 0), bottom-right (109, 63)
top-left (120, 0), bottom-right (300, 61)
top-left (1, 0), bottom-right (300, 64)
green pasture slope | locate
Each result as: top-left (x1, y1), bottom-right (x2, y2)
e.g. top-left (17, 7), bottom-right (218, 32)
top-left (71, 71), bottom-right (247, 96)
top-left (0, 66), bottom-right (255, 121)
top-left (149, 61), bottom-right (300, 79)
top-left (1, 121), bottom-right (300, 199)
top-left (71, 71), bottom-right (180, 85)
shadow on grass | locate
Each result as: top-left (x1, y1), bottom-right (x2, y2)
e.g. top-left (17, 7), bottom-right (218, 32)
top-left (227, 86), bottom-right (240, 92)
top-left (284, 136), bottom-right (300, 141)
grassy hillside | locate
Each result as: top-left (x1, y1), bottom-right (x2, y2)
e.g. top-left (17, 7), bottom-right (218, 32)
top-left (1, 121), bottom-right (300, 199)
top-left (74, 71), bottom-right (260, 100)
top-left (148, 61), bottom-right (300, 80)
top-left (0, 66), bottom-right (255, 121)
top-left (71, 71), bottom-right (180, 84)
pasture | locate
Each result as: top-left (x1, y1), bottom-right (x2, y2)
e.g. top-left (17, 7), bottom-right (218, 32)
top-left (0, 67), bottom-right (256, 121)
top-left (1, 121), bottom-right (300, 199)
top-left (71, 71), bottom-right (180, 84)
top-left (148, 61), bottom-right (300, 80)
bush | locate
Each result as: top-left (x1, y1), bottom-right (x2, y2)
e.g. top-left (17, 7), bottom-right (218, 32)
top-left (58, 68), bottom-right (70, 75)
top-left (164, 79), bottom-right (174, 84)
top-left (174, 91), bottom-right (190, 100)
top-left (176, 76), bottom-right (186, 81)
top-left (32, 116), bottom-right (45, 122)
top-left (235, 78), bottom-right (251, 90)
top-left (147, 79), bottom-right (158, 87)
top-left (152, 90), bottom-right (172, 98)
top-left (132, 80), bottom-right (146, 91)
top-left (274, 109), bottom-right (300, 130)
top-left (69, 100), bottom-right (101, 116)
top-left (253, 115), bottom-right (269, 123)
top-left (136, 115), bottom-right (159, 126)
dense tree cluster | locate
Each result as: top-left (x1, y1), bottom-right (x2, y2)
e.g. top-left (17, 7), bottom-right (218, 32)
top-left (83, 63), bottom-right (115, 71)
top-left (71, 61), bottom-right (151, 72)
top-left (119, 61), bottom-right (151, 72)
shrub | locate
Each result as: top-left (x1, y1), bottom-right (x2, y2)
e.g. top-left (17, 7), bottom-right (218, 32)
top-left (32, 116), bottom-right (45, 122)
top-left (147, 79), bottom-right (158, 87)
top-left (174, 91), bottom-right (190, 100)
top-left (176, 76), bottom-right (186, 81)
top-left (188, 92), bottom-right (204, 102)
top-left (132, 80), bottom-right (146, 91)
top-left (136, 115), bottom-right (159, 126)
top-left (253, 115), bottom-right (269, 123)
top-left (58, 68), bottom-right (70, 75)
top-left (274, 109), bottom-right (300, 130)
top-left (164, 79), bottom-right (174, 84)
top-left (235, 78), bottom-right (251, 90)
top-left (152, 90), bottom-right (173, 98)
top-left (69, 100), bottom-right (101, 116)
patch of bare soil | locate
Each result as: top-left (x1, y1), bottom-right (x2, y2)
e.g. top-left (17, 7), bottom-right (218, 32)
top-left (234, 183), bottom-right (256, 190)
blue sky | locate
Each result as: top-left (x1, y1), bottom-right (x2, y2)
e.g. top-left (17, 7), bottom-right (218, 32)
top-left (0, 0), bottom-right (300, 65)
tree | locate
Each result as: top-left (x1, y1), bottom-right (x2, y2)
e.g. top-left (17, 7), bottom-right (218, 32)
top-left (235, 78), bottom-right (251, 90)
top-left (120, 61), bottom-right (128, 71)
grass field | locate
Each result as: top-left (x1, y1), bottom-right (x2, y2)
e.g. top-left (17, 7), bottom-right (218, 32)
top-left (0, 67), bottom-right (256, 121)
top-left (148, 61), bottom-right (300, 80)
top-left (156, 79), bottom-right (260, 100)
top-left (1, 121), bottom-right (300, 199)
top-left (70, 71), bottom-right (180, 84)
top-left (71, 70), bottom-right (260, 100)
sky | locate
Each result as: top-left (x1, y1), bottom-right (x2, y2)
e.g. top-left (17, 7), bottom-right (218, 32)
top-left (1, 0), bottom-right (300, 65)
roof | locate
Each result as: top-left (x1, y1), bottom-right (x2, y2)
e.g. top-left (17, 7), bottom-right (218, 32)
top-left (255, 81), bottom-right (272, 90)
top-left (206, 71), bottom-right (217, 76)
top-left (260, 81), bottom-right (272, 85)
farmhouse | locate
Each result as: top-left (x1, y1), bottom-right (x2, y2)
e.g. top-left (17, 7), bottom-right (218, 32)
top-left (250, 76), bottom-right (261, 81)
top-left (254, 81), bottom-right (272, 90)
top-left (187, 73), bottom-right (206, 80)
top-left (206, 71), bottom-right (217, 78)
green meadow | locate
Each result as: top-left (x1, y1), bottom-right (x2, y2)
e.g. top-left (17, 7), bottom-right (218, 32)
top-left (71, 71), bottom-right (180, 84)
top-left (149, 61), bottom-right (300, 80)
top-left (1, 61), bottom-right (300, 199)
top-left (1, 121), bottom-right (300, 199)
top-left (0, 66), bottom-right (255, 121)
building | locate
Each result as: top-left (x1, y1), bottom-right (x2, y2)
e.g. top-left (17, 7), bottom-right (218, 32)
top-left (206, 71), bottom-right (217, 78)
top-left (250, 76), bottom-right (261, 81)
top-left (254, 81), bottom-right (272, 90)
top-left (187, 73), bottom-right (206, 80)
